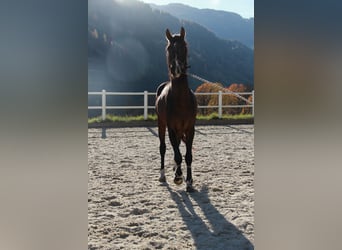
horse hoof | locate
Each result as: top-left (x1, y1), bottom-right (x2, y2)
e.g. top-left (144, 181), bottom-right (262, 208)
top-left (174, 176), bottom-right (183, 185)
top-left (186, 185), bottom-right (195, 192)
top-left (186, 179), bottom-right (194, 192)
top-left (159, 176), bottom-right (166, 182)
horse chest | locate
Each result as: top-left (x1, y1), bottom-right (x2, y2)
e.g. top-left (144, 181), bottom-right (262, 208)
top-left (167, 93), bottom-right (192, 111)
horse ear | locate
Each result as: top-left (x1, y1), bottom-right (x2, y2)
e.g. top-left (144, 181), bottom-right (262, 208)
top-left (165, 29), bottom-right (173, 41)
top-left (180, 27), bottom-right (186, 39)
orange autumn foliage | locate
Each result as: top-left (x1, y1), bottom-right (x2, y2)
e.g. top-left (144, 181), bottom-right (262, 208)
top-left (195, 82), bottom-right (223, 115)
top-left (195, 82), bottom-right (252, 115)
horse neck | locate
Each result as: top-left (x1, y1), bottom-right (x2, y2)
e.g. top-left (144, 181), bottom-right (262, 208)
top-left (170, 74), bottom-right (189, 92)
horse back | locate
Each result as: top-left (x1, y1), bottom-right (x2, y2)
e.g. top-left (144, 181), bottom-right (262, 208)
top-left (155, 81), bottom-right (170, 120)
top-left (156, 81), bottom-right (169, 98)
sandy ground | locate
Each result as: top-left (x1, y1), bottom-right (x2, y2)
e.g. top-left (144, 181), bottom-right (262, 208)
top-left (88, 125), bottom-right (254, 249)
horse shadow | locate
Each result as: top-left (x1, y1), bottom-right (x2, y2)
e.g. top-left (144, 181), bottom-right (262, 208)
top-left (165, 184), bottom-right (254, 250)
top-left (97, 127), bottom-right (158, 139)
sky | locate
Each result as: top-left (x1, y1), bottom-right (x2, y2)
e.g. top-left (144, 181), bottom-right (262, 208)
top-left (143, 0), bottom-right (254, 18)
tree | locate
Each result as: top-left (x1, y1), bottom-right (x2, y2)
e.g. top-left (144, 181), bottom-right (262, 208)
top-left (242, 94), bottom-right (253, 115)
top-left (195, 82), bottom-right (252, 115)
top-left (195, 82), bottom-right (223, 115)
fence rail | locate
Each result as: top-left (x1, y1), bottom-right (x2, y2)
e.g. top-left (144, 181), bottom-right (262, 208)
top-left (88, 90), bottom-right (254, 120)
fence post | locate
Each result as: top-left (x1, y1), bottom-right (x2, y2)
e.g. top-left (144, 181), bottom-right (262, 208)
top-left (218, 90), bottom-right (222, 118)
top-left (252, 90), bottom-right (254, 117)
top-left (144, 91), bottom-right (148, 120)
top-left (102, 89), bottom-right (106, 121)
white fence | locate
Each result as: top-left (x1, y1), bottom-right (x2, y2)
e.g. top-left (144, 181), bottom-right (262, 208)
top-left (88, 90), bottom-right (254, 120)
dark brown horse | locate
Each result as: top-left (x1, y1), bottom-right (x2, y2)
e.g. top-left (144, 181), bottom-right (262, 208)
top-left (155, 27), bottom-right (197, 192)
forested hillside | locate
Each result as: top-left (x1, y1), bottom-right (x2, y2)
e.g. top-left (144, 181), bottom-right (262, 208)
top-left (88, 0), bottom-right (253, 93)
top-left (150, 3), bottom-right (254, 49)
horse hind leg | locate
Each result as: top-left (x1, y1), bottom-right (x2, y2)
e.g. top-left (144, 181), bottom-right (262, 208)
top-left (158, 121), bottom-right (166, 182)
top-left (185, 127), bottom-right (195, 192)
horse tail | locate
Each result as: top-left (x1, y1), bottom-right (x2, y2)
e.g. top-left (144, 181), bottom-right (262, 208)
top-left (181, 134), bottom-right (196, 152)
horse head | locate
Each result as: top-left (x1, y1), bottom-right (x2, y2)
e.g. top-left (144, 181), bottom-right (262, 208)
top-left (165, 27), bottom-right (188, 79)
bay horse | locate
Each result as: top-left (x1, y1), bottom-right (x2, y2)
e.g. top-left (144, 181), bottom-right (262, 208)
top-left (155, 27), bottom-right (197, 192)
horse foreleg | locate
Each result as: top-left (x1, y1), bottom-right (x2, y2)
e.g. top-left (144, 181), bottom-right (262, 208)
top-left (158, 121), bottom-right (166, 182)
top-left (185, 127), bottom-right (195, 192)
top-left (168, 128), bottom-right (183, 185)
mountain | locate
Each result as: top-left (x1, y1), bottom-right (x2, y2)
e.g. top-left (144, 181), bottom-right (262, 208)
top-left (150, 3), bottom-right (254, 49)
top-left (88, 0), bottom-right (253, 95)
